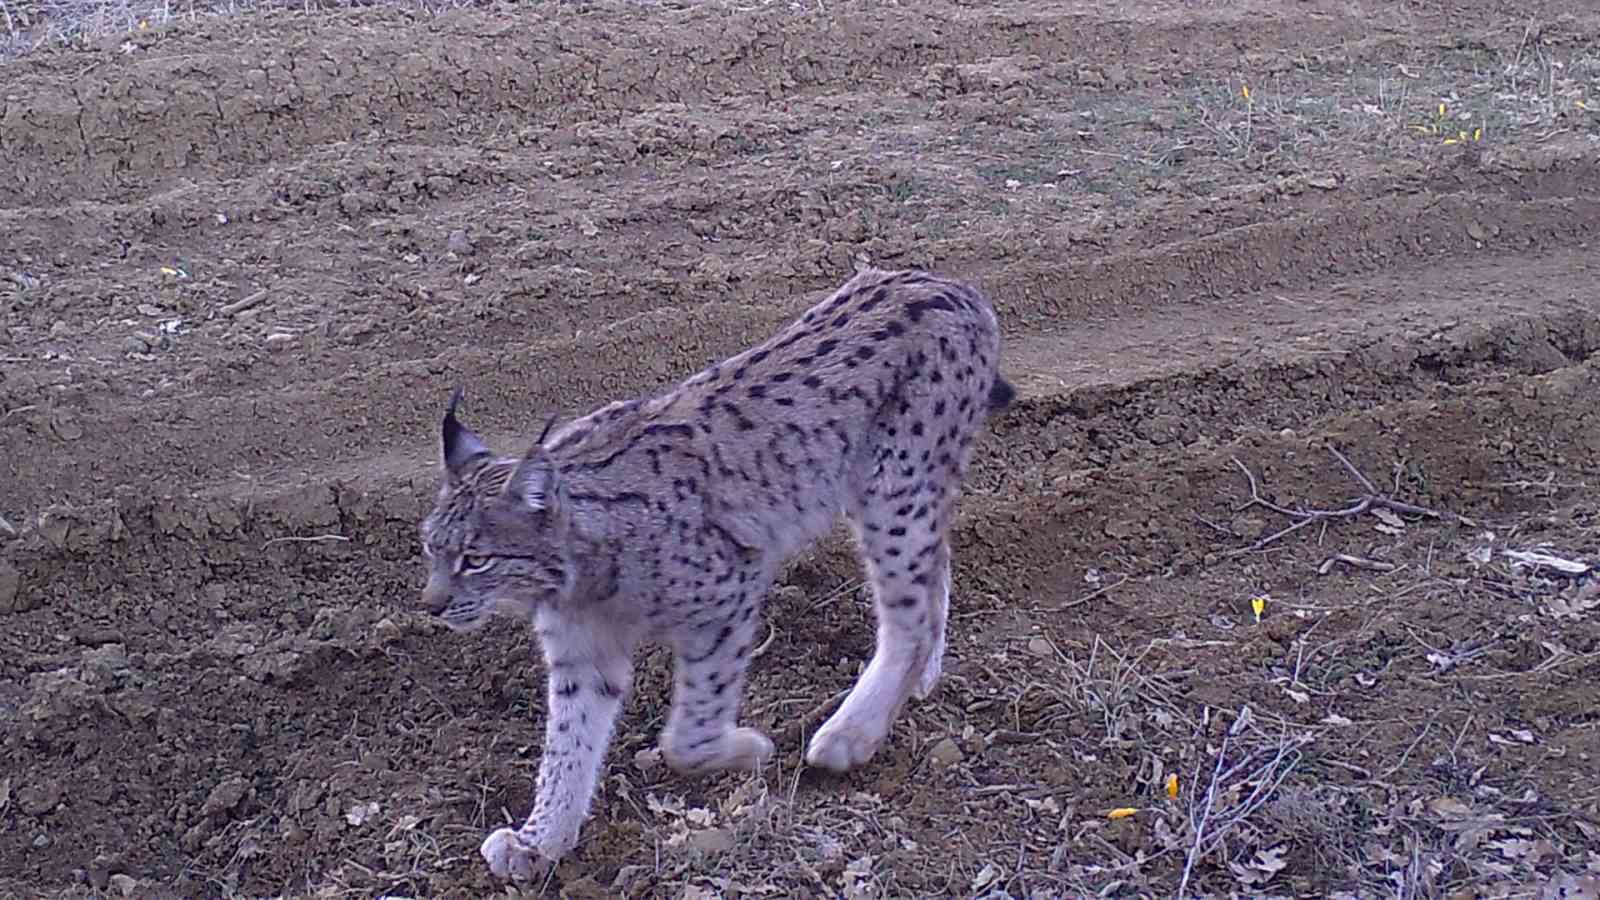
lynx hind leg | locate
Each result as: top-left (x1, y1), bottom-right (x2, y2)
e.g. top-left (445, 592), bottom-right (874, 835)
top-left (658, 598), bottom-right (775, 776)
top-left (914, 539), bottom-right (952, 701)
top-left (807, 488), bottom-right (959, 773)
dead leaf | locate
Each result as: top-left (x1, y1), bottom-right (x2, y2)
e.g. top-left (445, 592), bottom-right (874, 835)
top-left (1429, 797), bottom-right (1474, 820)
top-left (685, 807), bottom-right (715, 827)
top-left (1490, 730), bottom-right (1537, 746)
top-left (1373, 508), bottom-right (1406, 532)
top-left (969, 862), bottom-right (1002, 894)
top-left (1153, 815), bottom-right (1183, 850)
top-left (841, 856), bottom-right (878, 900)
top-left (1229, 844), bottom-right (1289, 886)
top-left (344, 801), bottom-right (380, 828)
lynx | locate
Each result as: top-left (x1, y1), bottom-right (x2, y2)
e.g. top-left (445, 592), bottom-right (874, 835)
top-left (418, 266), bottom-right (1015, 881)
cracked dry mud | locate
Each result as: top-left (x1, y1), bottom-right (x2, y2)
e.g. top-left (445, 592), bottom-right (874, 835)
top-left (3, 0), bottom-right (1600, 896)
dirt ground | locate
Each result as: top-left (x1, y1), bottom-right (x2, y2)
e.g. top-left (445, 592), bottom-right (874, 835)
top-left (3, 0), bottom-right (1600, 896)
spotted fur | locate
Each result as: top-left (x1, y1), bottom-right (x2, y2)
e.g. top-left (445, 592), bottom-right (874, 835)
top-left (418, 266), bottom-right (1014, 881)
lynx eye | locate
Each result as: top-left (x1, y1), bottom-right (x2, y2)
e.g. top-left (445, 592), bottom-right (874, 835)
top-left (459, 554), bottom-right (493, 574)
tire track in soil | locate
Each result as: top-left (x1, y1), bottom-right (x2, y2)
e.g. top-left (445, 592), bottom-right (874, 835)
top-left (3, 168), bottom-right (1597, 511)
top-left (1, 0), bottom-right (1472, 207)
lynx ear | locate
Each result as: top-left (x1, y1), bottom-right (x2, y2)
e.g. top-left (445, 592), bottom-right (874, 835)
top-left (441, 387), bottom-right (490, 477)
top-left (506, 446), bottom-right (559, 513)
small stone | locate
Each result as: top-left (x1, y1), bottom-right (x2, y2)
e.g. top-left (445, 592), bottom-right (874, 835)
top-left (74, 626), bottom-right (125, 647)
top-left (88, 853), bottom-right (123, 890)
top-left (927, 736), bottom-right (965, 768)
top-left (201, 776), bottom-right (249, 817)
top-left (32, 833), bottom-right (50, 849)
top-left (1466, 221), bottom-right (1488, 242)
top-left (633, 747), bottom-right (662, 774)
top-left (770, 584), bottom-right (806, 607)
top-left (1103, 517), bottom-right (1141, 539)
top-left (371, 617), bottom-right (402, 646)
top-left (688, 827), bottom-right (735, 854)
top-left (48, 409), bottom-right (84, 441)
top-left (108, 874), bottom-right (138, 897)
top-left (1229, 515), bottom-right (1267, 539)
top-left (17, 778), bottom-right (63, 815)
top-left (263, 333), bottom-right (295, 351)
top-left (1026, 637), bottom-right (1054, 658)
top-left (121, 335), bottom-right (151, 354)
top-left (446, 229), bottom-right (476, 256)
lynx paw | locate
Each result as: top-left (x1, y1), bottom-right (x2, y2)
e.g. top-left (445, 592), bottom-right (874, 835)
top-left (723, 726), bottom-right (777, 771)
top-left (805, 716), bottom-right (887, 773)
top-left (663, 726), bottom-right (775, 776)
top-left (480, 827), bottom-right (556, 882)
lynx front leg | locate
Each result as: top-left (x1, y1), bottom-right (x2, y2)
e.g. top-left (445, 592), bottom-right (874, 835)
top-left (658, 603), bottom-right (775, 776)
top-left (482, 610), bottom-right (634, 881)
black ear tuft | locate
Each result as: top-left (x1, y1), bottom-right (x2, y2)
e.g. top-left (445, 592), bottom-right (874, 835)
top-left (535, 412), bottom-right (559, 446)
top-left (507, 449), bottom-right (557, 513)
top-left (441, 386), bottom-right (490, 475)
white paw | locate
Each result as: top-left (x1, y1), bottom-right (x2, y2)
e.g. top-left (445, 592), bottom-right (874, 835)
top-left (724, 726), bottom-right (777, 771)
top-left (805, 716), bottom-right (887, 773)
top-left (663, 727), bottom-right (775, 775)
top-left (480, 827), bottom-right (555, 882)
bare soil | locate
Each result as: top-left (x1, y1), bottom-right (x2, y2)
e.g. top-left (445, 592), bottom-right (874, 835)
top-left (3, 0), bottom-right (1600, 897)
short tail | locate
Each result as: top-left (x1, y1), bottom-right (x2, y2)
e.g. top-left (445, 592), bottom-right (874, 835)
top-left (987, 377), bottom-right (1016, 413)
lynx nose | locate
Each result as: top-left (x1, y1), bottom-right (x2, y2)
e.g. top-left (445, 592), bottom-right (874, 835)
top-left (422, 572), bottom-right (452, 616)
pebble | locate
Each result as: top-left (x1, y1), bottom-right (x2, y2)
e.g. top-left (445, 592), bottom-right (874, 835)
top-left (109, 874), bottom-right (138, 897)
top-left (1026, 637), bottom-right (1054, 658)
top-left (121, 335), bottom-right (150, 354)
top-left (927, 736), bottom-right (965, 768)
top-left (264, 333), bottom-right (296, 351)
top-left (200, 776), bottom-right (249, 817)
top-left (446, 229), bottom-right (476, 256)
top-left (688, 827), bottom-right (735, 854)
top-left (770, 584), bottom-right (806, 607)
top-left (633, 747), bottom-right (662, 774)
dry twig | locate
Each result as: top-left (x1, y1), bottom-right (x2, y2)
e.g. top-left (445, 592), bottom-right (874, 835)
top-left (1226, 446), bottom-right (1472, 556)
top-left (260, 533), bottom-right (350, 550)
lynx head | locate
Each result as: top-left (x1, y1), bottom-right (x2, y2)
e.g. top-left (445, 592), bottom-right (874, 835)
top-left (418, 388), bottom-right (573, 631)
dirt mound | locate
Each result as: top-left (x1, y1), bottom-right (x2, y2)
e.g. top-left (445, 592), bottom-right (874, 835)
top-left (3, 0), bottom-right (1599, 896)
